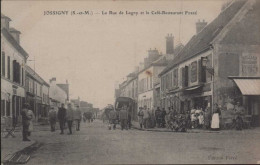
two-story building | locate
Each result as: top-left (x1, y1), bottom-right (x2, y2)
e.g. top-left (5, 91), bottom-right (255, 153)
top-left (1, 14), bottom-right (28, 122)
top-left (159, 0), bottom-right (260, 126)
top-left (25, 65), bottom-right (50, 121)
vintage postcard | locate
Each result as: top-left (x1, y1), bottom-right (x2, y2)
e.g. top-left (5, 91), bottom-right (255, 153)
top-left (1, 0), bottom-right (260, 164)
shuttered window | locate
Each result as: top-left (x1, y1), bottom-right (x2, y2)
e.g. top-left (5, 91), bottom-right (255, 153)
top-left (7, 56), bottom-right (10, 79)
top-left (1, 100), bottom-right (6, 116)
top-left (2, 52), bottom-right (6, 76)
top-left (184, 66), bottom-right (189, 87)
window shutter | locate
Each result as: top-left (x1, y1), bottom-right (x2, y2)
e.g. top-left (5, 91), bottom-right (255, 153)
top-left (13, 60), bottom-right (16, 82)
top-left (185, 66), bottom-right (189, 87)
top-left (182, 67), bottom-right (185, 87)
top-left (2, 52), bottom-right (6, 76)
top-left (7, 56), bottom-right (10, 79)
top-left (18, 64), bottom-right (21, 84)
top-left (198, 59), bottom-right (202, 82)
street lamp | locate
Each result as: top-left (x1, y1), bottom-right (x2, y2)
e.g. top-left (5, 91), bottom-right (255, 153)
top-left (201, 56), bottom-right (214, 76)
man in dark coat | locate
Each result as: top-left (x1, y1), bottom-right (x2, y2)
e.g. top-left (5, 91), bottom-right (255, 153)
top-left (119, 105), bottom-right (128, 130)
top-left (21, 103), bottom-right (32, 141)
top-left (58, 103), bottom-right (66, 134)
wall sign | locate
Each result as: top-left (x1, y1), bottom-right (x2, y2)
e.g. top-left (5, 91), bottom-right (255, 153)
top-left (241, 54), bottom-right (259, 76)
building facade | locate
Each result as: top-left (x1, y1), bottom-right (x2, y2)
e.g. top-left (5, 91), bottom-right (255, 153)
top-left (25, 65), bottom-right (50, 121)
top-left (1, 14), bottom-right (28, 123)
top-left (49, 78), bottom-right (68, 108)
top-left (159, 0), bottom-right (260, 126)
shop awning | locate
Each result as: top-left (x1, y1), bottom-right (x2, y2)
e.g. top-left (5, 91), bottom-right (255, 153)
top-left (233, 78), bottom-right (260, 95)
top-left (184, 85), bottom-right (202, 91)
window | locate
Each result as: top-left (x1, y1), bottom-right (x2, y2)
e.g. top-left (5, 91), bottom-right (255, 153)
top-left (21, 67), bottom-right (24, 86)
top-left (1, 100), bottom-right (5, 116)
top-left (6, 101), bottom-right (10, 116)
top-left (13, 60), bottom-right (20, 84)
top-left (150, 76), bottom-right (152, 89)
top-left (2, 52), bottom-right (5, 76)
top-left (7, 56), bottom-right (10, 79)
top-left (190, 61), bottom-right (198, 83)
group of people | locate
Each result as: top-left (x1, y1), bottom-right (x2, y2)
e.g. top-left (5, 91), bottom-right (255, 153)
top-left (136, 101), bottom-right (246, 131)
top-left (21, 102), bottom-right (83, 141)
top-left (48, 103), bottom-right (82, 134)
top-left (137, 105), bottom-right (158, 129)
top-left (108, 105), bottom-right (131, 130)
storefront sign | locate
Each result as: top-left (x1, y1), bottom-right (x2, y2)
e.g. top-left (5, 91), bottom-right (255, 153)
top-left (241, 55), bottom-right (259, 76)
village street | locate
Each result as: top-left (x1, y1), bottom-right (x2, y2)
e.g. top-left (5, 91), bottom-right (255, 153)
top-left (23, 120), bottom-right (260, 164)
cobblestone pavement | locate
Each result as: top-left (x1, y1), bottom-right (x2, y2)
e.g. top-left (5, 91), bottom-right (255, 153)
top-left (25, 120), bottom-right (260, 164)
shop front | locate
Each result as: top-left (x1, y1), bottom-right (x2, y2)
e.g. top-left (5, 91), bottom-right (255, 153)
top-left (230, 77), bottom-right (260, 127)
top-left (180, 83), bottom-right (212, 113)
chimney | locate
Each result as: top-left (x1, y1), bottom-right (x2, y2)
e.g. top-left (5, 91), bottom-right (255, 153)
top-left (166, 33), bottom-right (174, 54)
top-left (1, 13), bottom-right (11, 30)
top-left (49, 77), bottom-right (56, 83)
top-left (9, 28), bottom-right (21, 44)
top-left (196, 19), bottom-right (207, 34)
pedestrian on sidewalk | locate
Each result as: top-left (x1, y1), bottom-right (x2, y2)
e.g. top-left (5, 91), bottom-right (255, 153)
top-left (211, 103), bottom-right (221, 131)
top-left (74, 105), bottom-right (82, 131)
top-left (21, 103), bottom-right (32, 141)
top-left (49, 107), bottom-right (57, 132)
top-left (66, 103), bottom-right (74, 134)
top-left (27, 109), bottom-right (35, 136)
top-left (58, 103), bottom-right (67, 134)
top-left (137, 107), bottom-right (144, 129)
top-left (119, 105), bottom-right (128, 130)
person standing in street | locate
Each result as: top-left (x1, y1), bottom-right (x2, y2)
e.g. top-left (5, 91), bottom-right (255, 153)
top-left (49, 107), bottom-right (57, 132)
top-left (143, 105), bottom-right (150, 129)
top-left (211, 103), bottom-right (221, 131)
top-left (109, 109), bottom-right (118, 130)
top-left (137, 107), bottom-right (144, 129)
top-left (161, 108), bottom-right (166, 128)
top-left (21, 103), bottom-right (32, 141)
top-left (74, 105), bottom-right (82, 131)
top-left (66, 103), bottom-right (74, 134)
top-left (119, 105), bottom-right (128, 130)
top-left (27, 108), bottom-right (35, 136)
top-left (58, 103), bottom-right (67, 134)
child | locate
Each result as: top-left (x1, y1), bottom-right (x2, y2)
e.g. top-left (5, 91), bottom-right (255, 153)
top-left (191, 110), bottom-right (196, 129)
top-left (198, 112), bottom-right (204, 128)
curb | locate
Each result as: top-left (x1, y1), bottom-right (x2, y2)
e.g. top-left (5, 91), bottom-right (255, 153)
top-left (131, 125), bottom-right (220, 133)
top-left (2, 141), bottom-right (38, 164)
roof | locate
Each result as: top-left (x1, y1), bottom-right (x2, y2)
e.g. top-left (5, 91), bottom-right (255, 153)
top-left (25, 65), bottom-right (50, 87)
top-left (159, 0), bottom-right (247, 76)
top-left (9, 27), bottom-right (21, 34)
top-left (1, 28), bottom-right (29, 59)
top-left (1, 13), bottom-right (11, 21)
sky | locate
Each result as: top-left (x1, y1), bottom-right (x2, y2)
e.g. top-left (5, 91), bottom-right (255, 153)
top-left (2, 0), bottom-right (224, 109)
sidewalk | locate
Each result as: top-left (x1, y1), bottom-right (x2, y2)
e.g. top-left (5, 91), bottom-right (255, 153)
top-left (1, 132), bottom-right (36, 163)
top-left (1, 122), bottom-right (50, 164)
top-left (131, 121), bottom-right (260, 134)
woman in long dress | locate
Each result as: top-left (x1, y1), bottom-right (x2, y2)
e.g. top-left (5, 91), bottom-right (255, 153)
top-left (211, 103), bottom-right (221, 131)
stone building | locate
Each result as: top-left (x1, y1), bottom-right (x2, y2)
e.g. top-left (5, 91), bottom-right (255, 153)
top-left (25, 65), bottom-right (50, 121)
top-left (1, 14), bottom-right (28, 123)
top-left (159, 0), bottom-right (260, 126)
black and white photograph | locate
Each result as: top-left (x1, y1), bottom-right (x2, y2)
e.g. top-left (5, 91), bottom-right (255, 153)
top-left (1, 0), bottom-right (260, 164)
